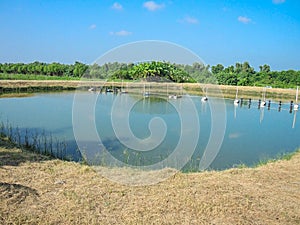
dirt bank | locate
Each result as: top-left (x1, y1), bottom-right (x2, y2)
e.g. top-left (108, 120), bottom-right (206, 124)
top-left (0, 80), bottom-right (298, 102)
top-left (1, 139), bottom-right (299, 224)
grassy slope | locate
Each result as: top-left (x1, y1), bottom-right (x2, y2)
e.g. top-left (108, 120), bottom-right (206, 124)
top-left (0, 80), bottom-right (297, 101)
top-left (1, 139), bottom-right (300, 225)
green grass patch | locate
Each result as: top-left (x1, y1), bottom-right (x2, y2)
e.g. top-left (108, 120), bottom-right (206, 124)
top-left (0, 73), bottom-right (80, 80)
top-left (254, 149), bottom-right (300, 167)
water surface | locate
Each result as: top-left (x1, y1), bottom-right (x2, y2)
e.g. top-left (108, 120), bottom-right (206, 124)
top-left (0, 92), bottom-right (299, 170)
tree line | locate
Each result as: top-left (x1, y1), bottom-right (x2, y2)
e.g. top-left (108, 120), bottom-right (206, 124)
top-left (0, 61), bottom-right (299, 87)
top-left (211, 62), bottom-right (300, 88)
top-left (0, 61), bottom-right (88, 77)
top-left (110, 61), bottom-right (197, 83)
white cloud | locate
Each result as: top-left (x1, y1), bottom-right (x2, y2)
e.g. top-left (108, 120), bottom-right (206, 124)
top-left (222, 7), bottom-right (228, 12)
top-left (89, 24), bottom-right (97, 30)
top-left (143, 1), bottom-right (165, 11)
top-left (228, 132), bottom-right (243, 139)
top-left (179, 16), bottom-right (199, 24)
top-left (110, 30), bottom-right (132, 36)
top-left (112, 2), bottom-right (123, 10)
top-left (116, 30), bottom-right (132, 36)
top-left (238, 16), bottom-right (251, 24)
top-left (272, 0), bottom-right (285, 4)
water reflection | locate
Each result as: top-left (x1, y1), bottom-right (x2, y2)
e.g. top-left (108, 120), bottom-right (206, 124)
top-left (201, 98), bottom-right (208, 113)
top-left (259, 107), bottom-right (265, 124)
top-left (0, 92), bottom-right (299, 171)
top-left (234, 103), bottom-right (238, 119)
top-left (120, 95), bottom-right (178, 115)
top-left (279, 101), bottom-right (282, 112)
top-left (231, 97), bottom-right (298, 127)
top-left (292, 110), bottom-right (297, 129)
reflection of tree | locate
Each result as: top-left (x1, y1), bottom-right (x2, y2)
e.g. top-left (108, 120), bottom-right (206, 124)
top-left (128, 95), bottom-right (176, 115)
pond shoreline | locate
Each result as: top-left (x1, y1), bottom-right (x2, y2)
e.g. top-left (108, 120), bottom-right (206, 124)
top-left (1, 82), bottom-right (299, 172)
top-left (0, 80), bottom-right (298, 102)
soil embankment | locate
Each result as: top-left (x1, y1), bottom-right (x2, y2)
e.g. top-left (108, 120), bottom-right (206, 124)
top-left (0, 80), bottom-right (297, 102)
top-left (1, 139), bottom-right (299, 224)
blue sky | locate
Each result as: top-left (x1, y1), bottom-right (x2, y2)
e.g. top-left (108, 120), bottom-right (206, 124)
top-left (0, 0), bottom-right (300, 70)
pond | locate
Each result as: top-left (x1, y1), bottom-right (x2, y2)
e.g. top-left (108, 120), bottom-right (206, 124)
top-left (0, 91), bottom-right (299, 171)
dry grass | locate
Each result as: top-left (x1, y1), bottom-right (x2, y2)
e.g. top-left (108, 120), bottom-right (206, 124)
top-left (1, 139), bottom-right (300, 225)
top-left (0, 80), bottom-right (297, 101)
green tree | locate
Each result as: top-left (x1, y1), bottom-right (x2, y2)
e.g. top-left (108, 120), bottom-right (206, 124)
top-left (73, 62), bottom-right (88, 77)
top-left (211, 64), bottom-right (224, 74)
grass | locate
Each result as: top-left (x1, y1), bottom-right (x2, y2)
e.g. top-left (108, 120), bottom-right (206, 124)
top-left (0, 121), bottom-right (69, 161)
top-left (0, 73), bottom-right (80, 80)
top-left (254, 149), bottom-right (300, 167)
top-left (0, 80), bottom-right (298, 102)
top-left (0, 80), bottom-right (300, 223)
top-left (1, 137), bottom-right (300, 224)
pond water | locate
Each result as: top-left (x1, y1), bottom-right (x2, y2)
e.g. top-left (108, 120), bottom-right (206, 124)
top-left (0, 91), bottom-right (299, 171)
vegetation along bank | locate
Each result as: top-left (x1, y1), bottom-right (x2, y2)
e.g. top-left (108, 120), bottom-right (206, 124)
top-left (0, 61), bottom-right (299, 88)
